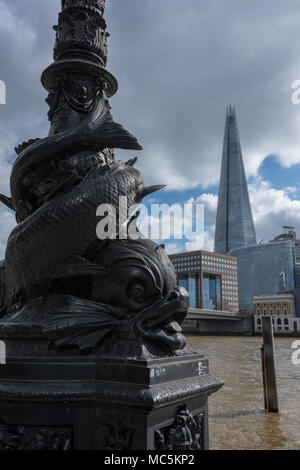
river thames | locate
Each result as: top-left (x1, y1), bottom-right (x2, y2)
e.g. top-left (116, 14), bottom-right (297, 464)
top-left (187, 336), bottom-right (300, 450)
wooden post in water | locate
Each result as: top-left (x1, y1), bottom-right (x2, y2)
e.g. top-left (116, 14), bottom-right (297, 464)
top-left (261, 316), bottom-right (279, 412)
top-left (260, 345), bottom-right (268, 410)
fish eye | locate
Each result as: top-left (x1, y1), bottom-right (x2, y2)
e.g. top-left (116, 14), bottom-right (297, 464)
top-left (127, 280), bottom-right (146, 303)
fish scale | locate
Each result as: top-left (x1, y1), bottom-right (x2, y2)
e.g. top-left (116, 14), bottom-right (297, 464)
top-left (5, 162), bottom-right (143, 305)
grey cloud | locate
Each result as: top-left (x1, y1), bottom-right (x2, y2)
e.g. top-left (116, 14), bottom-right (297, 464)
top-left (2, 0), bottom-right (300, 190)
top-left (0, 0), bottom-right (300, 253)
top-left (105, 0), bottom-right (300, 188)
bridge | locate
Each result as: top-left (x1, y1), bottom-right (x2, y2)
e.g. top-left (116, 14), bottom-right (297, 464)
top-left (184, 309), bottom-right (254, 335)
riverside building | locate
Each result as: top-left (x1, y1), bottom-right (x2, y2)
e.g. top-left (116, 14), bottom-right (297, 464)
top-left (254, 294), bottom-right (300, 335)
top-left (169, 250), bottom-right (239, 313)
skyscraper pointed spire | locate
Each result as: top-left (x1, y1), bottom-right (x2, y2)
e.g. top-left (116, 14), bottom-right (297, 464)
top-left (214, 106), bottom-right (257, 254)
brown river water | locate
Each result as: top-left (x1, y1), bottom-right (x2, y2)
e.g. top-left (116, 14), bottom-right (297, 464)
top-left (187, 336), bottom-right (300, 450)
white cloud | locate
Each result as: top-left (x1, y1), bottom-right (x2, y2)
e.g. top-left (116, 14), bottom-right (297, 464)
top-left (164, 240), bottom-right (185, 255)
top-left (162, 175), bottom-right (300, 256)
top-left (249, 177), bottom-right (300, 242)
top-left (185, 228), bottom-right (215, 252)
top-left (138, 193), bottom-right (215, 253)
top-left (184, 177), bottom-right (300, 256)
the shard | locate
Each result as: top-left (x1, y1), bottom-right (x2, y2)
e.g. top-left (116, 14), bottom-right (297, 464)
top-left (214, 106), bottom-right (257, 254)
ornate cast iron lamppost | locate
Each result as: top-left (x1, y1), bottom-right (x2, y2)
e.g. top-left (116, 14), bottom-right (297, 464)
top-left (0, 0), bottom-right (223, 450)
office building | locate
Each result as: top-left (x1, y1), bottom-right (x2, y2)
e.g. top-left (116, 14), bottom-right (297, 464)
top-left (169, 250), bottom-right (239, 313)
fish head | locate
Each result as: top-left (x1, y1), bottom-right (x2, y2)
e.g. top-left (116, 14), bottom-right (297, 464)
top-left (92, 239), bottom-right (189, 352)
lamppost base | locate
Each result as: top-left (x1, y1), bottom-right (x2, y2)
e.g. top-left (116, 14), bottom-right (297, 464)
top-left (0, 334), bottom-right (223, 450)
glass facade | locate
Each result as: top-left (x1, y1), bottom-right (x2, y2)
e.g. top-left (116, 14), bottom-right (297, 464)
top-left (178, 275), bottom-right (197, 308)
top-left (230, 240), bottom-right (295, 312)
top-left (179, 273), bottom-right (222, 310)
top-left (188, 276), bottom-right (197, 309)
top-left (295, 263), bottom-right (300, 288)
top-left (178, 275), bottom-right (188, 292)
top-left (203, 274), bottom-right (221, 310)
top-left (215, 107), bottom-right (257, 254)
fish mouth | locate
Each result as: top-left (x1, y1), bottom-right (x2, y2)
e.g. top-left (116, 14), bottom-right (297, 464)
top-left (160, 287), bottom-right (189, 336)
top-left (134, 286), bottom-right (190, 351)
top-left (41, 286), bottom-right (189, 353)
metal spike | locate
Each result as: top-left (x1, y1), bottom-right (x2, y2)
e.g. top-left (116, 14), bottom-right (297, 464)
top-left (139, 184), bottom-right (166, 199)
top-left (126, 157), bottom-right (138, 167)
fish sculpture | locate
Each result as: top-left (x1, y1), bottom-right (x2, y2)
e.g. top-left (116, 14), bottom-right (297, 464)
top-left (0, 0), bottom-right (189, 357)
top-left (43, 239), bottom-right (189, 353)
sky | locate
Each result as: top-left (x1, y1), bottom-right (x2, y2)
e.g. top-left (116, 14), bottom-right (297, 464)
top-left (1, 0), bottom-right (300, 256)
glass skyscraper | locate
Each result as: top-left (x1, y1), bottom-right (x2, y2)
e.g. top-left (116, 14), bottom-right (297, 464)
top-left (214, 106), bottom-right (298, 313)
top-left (214, 106), bottom-right (257, 254)
top-left (230, 240), bottom-right (295, 312)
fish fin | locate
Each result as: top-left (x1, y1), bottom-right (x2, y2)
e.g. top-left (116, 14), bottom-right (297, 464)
top-left (138, 185), bottom-right (166, 200)
top-left (15, 138), bottom-right (40, 156)
top-left (126, 157), bottom-right (138, 167)
top-left (53, 256), bottom-right (108, 279)
top-left (50, 328), bottom-right (114, 351)
top-left (49, 296), bottom-right (124, 317)
top-left (44, 312), bottom-right (117, 333)
top-left (0, 194), bottom-right (14, 211)
top-left (44, 301), bottom-right (119, 351)
top-left (89, 110), bottom-right (143, 151)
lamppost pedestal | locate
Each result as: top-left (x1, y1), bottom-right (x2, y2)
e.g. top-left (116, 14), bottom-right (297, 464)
top-left (0, 330), bottom-right (223, 450)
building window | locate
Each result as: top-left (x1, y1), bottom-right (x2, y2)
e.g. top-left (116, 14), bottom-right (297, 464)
top-left (203, 274), bottom-right (221, 311)
top-left (178, 275), bottom-right (198, 309)
top-left (188, 276), bottom-right (197, 309)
